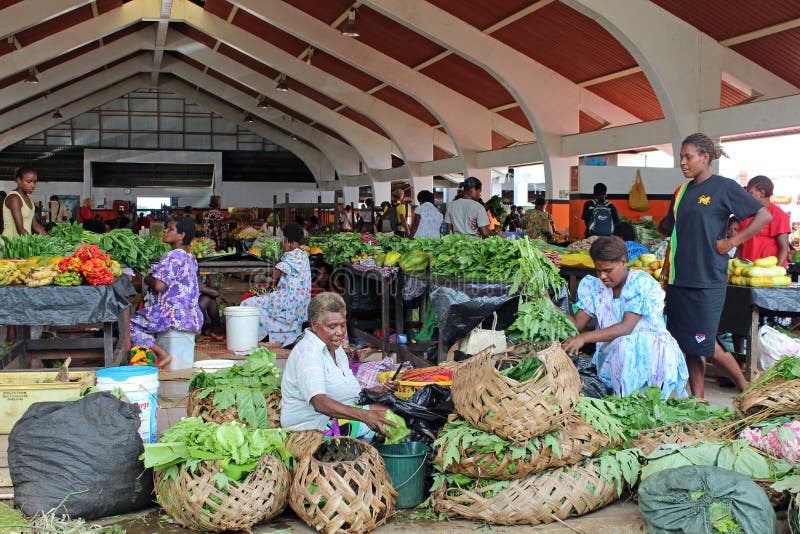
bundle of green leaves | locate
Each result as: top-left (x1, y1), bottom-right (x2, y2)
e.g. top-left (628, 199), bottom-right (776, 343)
top-left (311, 232), bottom-right (377, 268)
top-left (189, 347), bottom-right (282, 428)
top-left (744, 355), bottom-right (800, 393)
top-left (432, 448), bottom-right (642, 498)
top-left (581, 386), bottom-right (733, 441)
top-left (641, 440), bottom-right (793, 482)
top-left (434, 419), bottom-right (563, 475)
top-left (141, 417), bottom-right (292, 488)
top-left (431, 235), bottom-right (521, 281)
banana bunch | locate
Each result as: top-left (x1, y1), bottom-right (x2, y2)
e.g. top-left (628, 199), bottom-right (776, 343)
top-left (53, 271), bottom-right (83, 286)
top-left (0, 265), bottom-right (24, 286)
top-left (25, 266), bottom-right (57, 287)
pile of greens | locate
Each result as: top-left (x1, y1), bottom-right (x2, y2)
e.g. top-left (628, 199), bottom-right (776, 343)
top-left (432, 448), bottom-right (642, 498)
top-left (253, 236), bottom-right (283, 261)
top-left (743, 355), bottom-right (800, 393)
top-left (383, 411), bottom-right (410, 445)
top-left (48, 223), bottom-right (170, 273)
top-left (507, 238), bottom-right (577, 342)
top-left (575, 396), bottom-right (627, 445)
top-left (499, 355), bottom-right (543, 382)
top-left (641, 440), bottom-right (793, 482)
top-left (581, 386), bottom-right (733, 441)
top-left (0, 234), bottom-right (75, 258)
top-left (430, 235), bottom-right (520, 281)
top-left (189, 347), bottom-right (282, 428)
top-left (434, 419), bottom-right (563, 475)
top-left (141, 417), bottom-right (291, 487)
top-left (307, 233), bottom-right (375, 268)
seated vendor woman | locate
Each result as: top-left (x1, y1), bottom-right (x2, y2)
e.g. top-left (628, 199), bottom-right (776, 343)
top-left (129, 216), bottom-right (203, 367)
top-left (281, 293), bottom-right (399, 441)
top-left (241, 223), bottom-right (311, 346)
top-left (562, 236), bottom-right (688, 398)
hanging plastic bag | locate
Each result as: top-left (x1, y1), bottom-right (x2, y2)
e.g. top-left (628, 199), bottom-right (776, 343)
top-left (629, 169), bottom-right (650, 211)
top-left (758, 324), bottom-right (800, 371)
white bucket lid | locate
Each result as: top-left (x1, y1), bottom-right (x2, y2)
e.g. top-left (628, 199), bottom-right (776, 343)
top-left (193, 359), bottom-right (238, 372)
top-left (224, 306), bottom-right (260, 317)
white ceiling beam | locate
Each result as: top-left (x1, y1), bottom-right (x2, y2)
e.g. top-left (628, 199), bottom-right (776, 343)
top-left (163, 64), bottom-right (362, 176)
top-left (475, 143), bottom-right (543, 168)
top-left (162, 77), bottom-right (335, 183)
top-left (0, 0), bottom-right (161, 80)
top-left (161, 53), bottom-right (392, 170)
top-left (0, 55), bottom-right (151, 131)
top-left (0, 27), bottom-right (156, 111)
top-left (172, 5), bottom-right (447, 160)
top-left (0, 74), bottom-right (150, 151)
top-left (700, 92), bottom-right (800, 138)
top-left (150, 0), bottom-right (174, 85)
top-left (720, 16), bottom-right (800, 47)
top-left (222, 0), bottom-right (494, 160)
top-left (0, 0), bottom-right (94, 40)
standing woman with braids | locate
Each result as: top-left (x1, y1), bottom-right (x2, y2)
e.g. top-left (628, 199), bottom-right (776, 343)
top-left (658, 133), bottom-right (771, 397)
top-left (2, 166), bottom-right (49, 238)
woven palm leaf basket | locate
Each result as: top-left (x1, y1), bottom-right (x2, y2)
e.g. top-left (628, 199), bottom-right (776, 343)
top-left (289, 437), bottom-right (397, 534)
top-left (285, 429), bottom-right (325, 461)
top-left (631, 418), bottom-right (737, 456)
top-left (432, 456), bottom-right (623, 525)
top-left (187, 389), bottom-right (281, 428)
top-left (154, 454), bottom-right (290, 532)
top-left (434, 415), bottom-right (619, 480)
top-left (734, 378), bottom-right (800, 418)
top-left (451, 343), bottom-right (581, 444)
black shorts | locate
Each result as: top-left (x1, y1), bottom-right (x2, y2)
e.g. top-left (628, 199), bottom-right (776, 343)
top-left (665, 285), bottom-right (726, 358)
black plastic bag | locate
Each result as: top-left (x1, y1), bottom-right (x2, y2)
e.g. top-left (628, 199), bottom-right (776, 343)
top-left (571, 355), bottom-right (612, 398)
top-left (9, 392), bottom-right (154, 520)
top-left (639, 465), bottom-right (776, 534)
top-left (359, 384), bottom-right (454, 445)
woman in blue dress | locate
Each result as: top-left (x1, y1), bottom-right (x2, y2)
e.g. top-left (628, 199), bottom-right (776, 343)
top-left (562, 236), bottom-right (688, 398)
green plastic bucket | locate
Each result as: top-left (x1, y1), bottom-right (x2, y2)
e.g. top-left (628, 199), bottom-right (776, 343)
top-left (377, 442), bottom-right (430, 508)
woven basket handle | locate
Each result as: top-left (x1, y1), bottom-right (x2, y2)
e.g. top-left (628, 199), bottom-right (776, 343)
top-left (491, 311), bottom-right (499, 331)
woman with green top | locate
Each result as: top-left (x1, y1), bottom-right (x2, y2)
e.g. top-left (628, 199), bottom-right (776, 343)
top-left (2, 166), bottom-right (49, 238)
top-left (659, 133), bottom-right (771, 397)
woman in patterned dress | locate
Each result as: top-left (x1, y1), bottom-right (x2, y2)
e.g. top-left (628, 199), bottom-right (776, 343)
top-left (562, 236), bottom-right (688, 398)
top-left (241, 223), bottom-right (311, 346)
top-left (130, 216), bottom-right (203, 366)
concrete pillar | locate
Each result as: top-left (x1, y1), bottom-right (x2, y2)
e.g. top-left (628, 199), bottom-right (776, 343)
top-left (410, 175), bottom-right (434, 201)
top-left (342, 186), bottom-right (359, 208)
top-left (467, 168), bottom-right (492, 202)
top-left (372, 181), bottom-right (391, 205)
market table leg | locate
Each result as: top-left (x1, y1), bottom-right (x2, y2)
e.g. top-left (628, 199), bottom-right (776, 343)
top-left (103, 322), bottom-right (114, 368)
top-left (381, 276), bottom-right (390, 354)
top-left (746, 306), bottom-right (759, 382)
top-left (16, 326), bottom-right (29, 368)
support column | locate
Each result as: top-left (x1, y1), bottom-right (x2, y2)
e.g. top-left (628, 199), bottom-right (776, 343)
top-left (372, 181), bottom-right (391, 205)
top-left (548, 156), bottom-right (577, 234)
top-left (342, 186), bottom-right (360, 208)
top-left (410, 175), bottom-right (434, 200)
top-left (467, 168), bottom-right (492, 202)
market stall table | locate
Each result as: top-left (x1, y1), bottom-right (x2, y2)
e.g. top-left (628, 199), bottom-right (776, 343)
top-left (196, 259), bottom-right (273, 284)
top-left (0, 276), bottom-right (136, 369)
top-left (718, 283), bottom-right (800, 380)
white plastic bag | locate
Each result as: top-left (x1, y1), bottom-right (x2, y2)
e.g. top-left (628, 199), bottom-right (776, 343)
top-left (758, 324), bottom-right (800, 371)
top-left (461, 312), bottom-right (506, 355)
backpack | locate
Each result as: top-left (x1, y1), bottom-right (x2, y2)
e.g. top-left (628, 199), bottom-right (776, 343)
top-left (379, 203), bottom-right (400, 233)
top-left (588, 201), bottom-right (614, 235)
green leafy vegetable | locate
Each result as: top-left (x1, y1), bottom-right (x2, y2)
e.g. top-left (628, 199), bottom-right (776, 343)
top-left (141, 417), bottom-right (292, 489)
top-left (743, 355), bottom-right (800, 393)
top-left (383, 410), bottom-right (410, 444)
top-left (189, 347), bottom-right (282, 428)
top-left (499, 355), bottom-right (543, 382)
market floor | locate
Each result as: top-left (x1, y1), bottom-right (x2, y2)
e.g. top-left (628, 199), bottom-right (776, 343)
top-left (107, 501), bottom-right (650, 533)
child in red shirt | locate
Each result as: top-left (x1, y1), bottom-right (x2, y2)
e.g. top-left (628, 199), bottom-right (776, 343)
top-left (737, 176), bottom-right (791, 266)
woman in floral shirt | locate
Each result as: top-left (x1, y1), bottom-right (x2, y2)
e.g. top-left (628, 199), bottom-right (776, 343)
top-left (241, 223), bottom-right (312, 346)
top-left (130, 216), bottom-right (203, 365)
top-left (202, 195), bottom-right (226, 251)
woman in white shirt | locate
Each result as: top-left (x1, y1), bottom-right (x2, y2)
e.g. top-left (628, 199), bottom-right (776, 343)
top-left (410, 190), bottom-right (443, 238)
top-left (280, 293), bottom-right (398, 440)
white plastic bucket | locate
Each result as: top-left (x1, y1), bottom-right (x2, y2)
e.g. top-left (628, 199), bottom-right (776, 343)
top-left (193, 359), bottom-right (238, 373)
top-left (156, 330), bottom-right (196, 370)
top-left (96, 366), bottom-right (159, 443)
top-left (225, 306), bottom-right (260, 354)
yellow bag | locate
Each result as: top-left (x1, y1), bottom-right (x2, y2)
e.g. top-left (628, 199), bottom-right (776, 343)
top-left (629, 170), bottom-right (650, 211)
